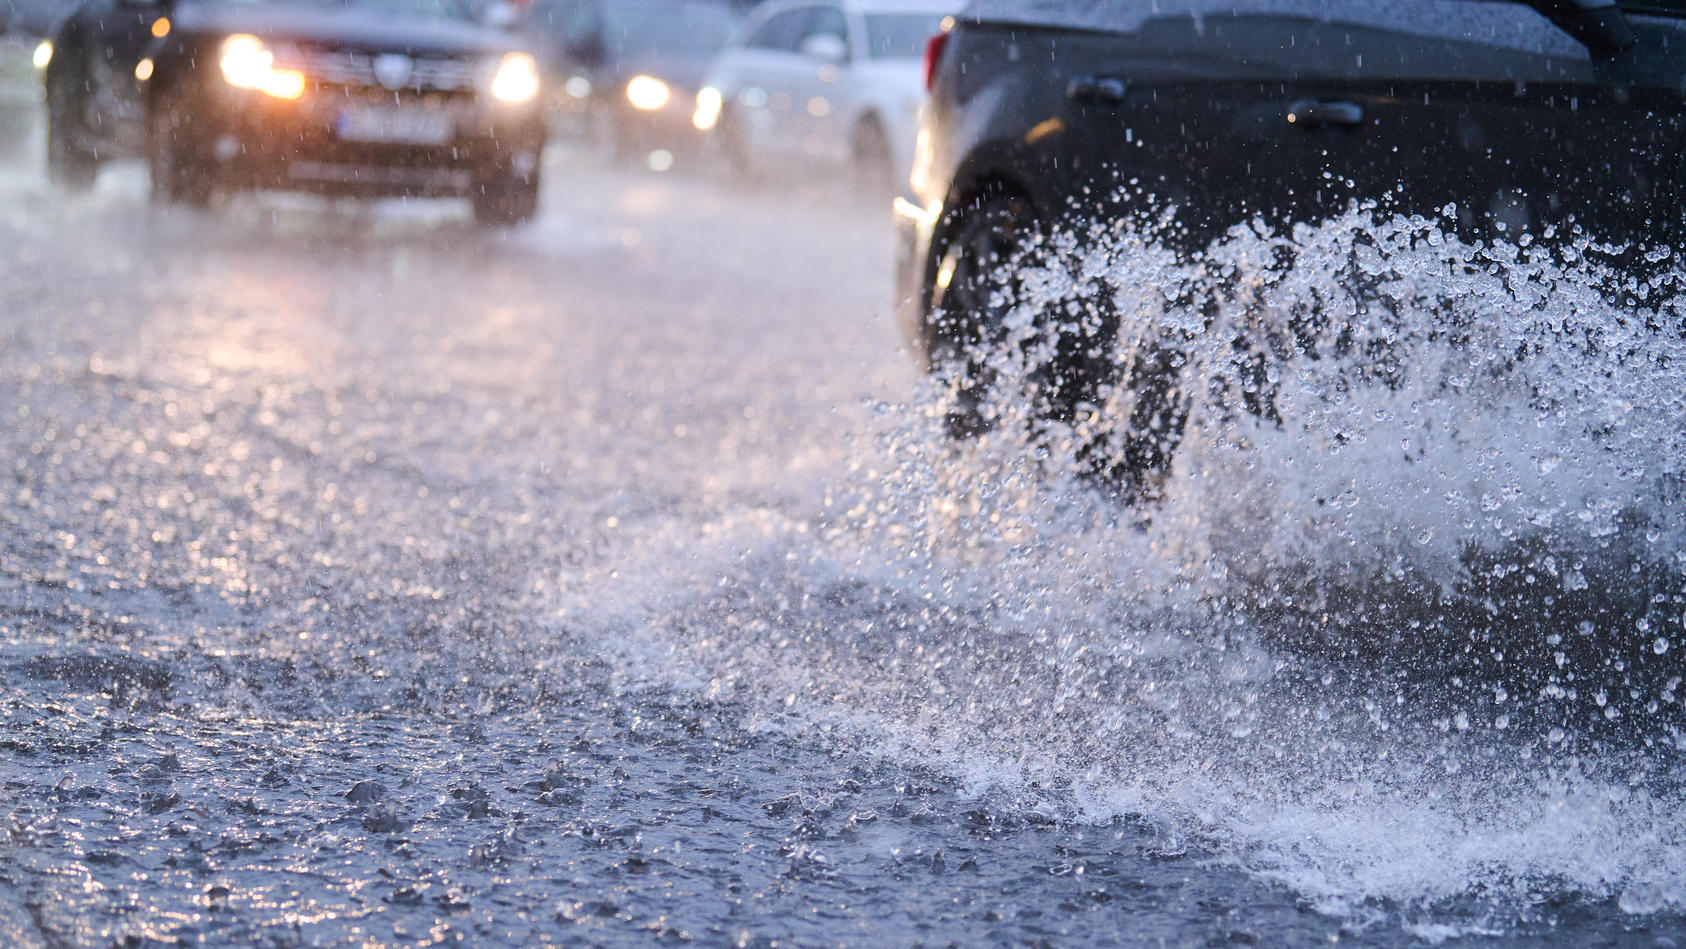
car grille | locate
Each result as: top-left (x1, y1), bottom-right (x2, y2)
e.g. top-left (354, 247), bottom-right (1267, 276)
top-left (285, 48), bottom-right (481, 93)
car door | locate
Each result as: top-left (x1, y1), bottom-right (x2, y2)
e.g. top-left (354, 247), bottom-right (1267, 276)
top-left (1031, 0), bottom-right (1684, 255)
top-left (1251, 2), bottom-right (1686, 253)
top-left (727, 5), bottom-right (819, 161)
top-left (1023, 9), bottom-right (1297, 249)
top-left (785, 4), bottom-right (851, 164)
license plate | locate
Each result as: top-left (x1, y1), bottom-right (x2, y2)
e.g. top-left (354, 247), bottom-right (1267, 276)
top-left (334, 107), bottom-right (454, 145)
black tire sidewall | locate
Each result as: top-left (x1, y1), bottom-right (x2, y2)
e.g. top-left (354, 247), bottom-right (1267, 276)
top-left (147, 102), bottom-right (212, 207)
top-left (45, 57), bottom-right (99, 188)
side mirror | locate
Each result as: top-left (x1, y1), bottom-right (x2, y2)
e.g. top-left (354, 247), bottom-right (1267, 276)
top-left (481, 0), bottom-right (521, 29)
top-left (799, 33), bottom-right (847, 63)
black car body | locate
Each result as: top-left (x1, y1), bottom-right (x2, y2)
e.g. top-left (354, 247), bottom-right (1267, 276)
top-left (896, 1), bottom-right (1686, 489)
top-left (521, 0), bottom-right (739, 158)
top-left (45, 0), bottom-right (547, 223)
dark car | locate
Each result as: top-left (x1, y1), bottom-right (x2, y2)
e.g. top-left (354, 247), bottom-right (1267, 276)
top-left (44, 0), bottom-right (547, 224)
top-left (896, 1), bottom-right (1686, 496)
top-left (521, 0), bottom-right (739, 160)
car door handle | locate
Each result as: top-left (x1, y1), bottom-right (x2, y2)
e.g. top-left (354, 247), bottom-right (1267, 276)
top-left (1066, 75), bottom-right (1127, 104)
top-left (1286, 98), bottom-right (1364, 128)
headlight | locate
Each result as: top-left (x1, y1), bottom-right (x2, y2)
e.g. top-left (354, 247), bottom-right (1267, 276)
top-left (490, 52), bottom-right (539, 103)
top-left (33, 40), bottom-right (52, 71)
top-left (219, 34), bottom-right (305, 100)
top-left (692, 86), bottom-right (722, 130)
top-left (625, 75), bottom-right (669, 111)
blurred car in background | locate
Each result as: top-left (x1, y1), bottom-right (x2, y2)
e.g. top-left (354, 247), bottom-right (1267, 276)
top-left (44, 0), bottom-right (546, 225)
top-left (693, 0), bottom-right (951, 191)
top-left (522, 0), bottom-right (738, 164)
top-left (898, 0), bottom-right (1686, 496)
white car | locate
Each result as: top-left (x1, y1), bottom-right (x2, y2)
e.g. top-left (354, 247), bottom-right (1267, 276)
top-left (692, 0), bottom-right (952, 191)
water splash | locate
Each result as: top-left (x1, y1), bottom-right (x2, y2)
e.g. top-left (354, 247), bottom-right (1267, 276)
top-left (597, 205), bottom-right (1686, 928)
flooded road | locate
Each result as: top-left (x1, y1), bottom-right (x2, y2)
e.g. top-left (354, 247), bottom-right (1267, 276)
top-left (2, 71), bottom-right (1684, 945)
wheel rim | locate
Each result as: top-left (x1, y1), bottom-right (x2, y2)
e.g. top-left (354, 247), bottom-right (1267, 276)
top-left (933, 194), bottom-right (1030, 354)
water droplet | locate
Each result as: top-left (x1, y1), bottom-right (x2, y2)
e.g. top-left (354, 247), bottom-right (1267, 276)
top-left (1655, 638), bottom-right (1670, 655)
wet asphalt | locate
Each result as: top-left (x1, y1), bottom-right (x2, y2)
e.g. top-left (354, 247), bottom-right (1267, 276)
top-left (1, 67), bottom-right (1684, 947)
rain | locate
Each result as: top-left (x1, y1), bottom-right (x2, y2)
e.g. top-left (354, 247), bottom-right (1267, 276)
top-left (2, 1), bottom-right (1685, 946)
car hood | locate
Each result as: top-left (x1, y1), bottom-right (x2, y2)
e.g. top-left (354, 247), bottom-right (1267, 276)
top-left (172, 1), bottom-right (525, 55)
top-left (590, 52), bottom-right (713, 93)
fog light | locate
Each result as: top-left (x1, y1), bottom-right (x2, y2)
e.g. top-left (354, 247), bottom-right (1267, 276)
top-left (32, 40), bottom-right (52, 70)
top-left (693, 86), bottom-right (722, 130)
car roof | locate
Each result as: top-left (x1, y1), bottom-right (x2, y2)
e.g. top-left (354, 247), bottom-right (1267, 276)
top-left (847, 0), bottom-right (954, 11)
top-left (957, 0), bottom-right (1588, 56)
top-left (750, 0), bottom-right (953, 15)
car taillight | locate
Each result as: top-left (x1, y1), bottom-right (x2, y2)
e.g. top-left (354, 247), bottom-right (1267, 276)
top-left (922, 31), bottom-right (950, 92)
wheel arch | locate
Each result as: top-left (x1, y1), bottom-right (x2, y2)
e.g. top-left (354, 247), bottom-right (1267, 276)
top-left (916, 162), bottom-right (1044, 357)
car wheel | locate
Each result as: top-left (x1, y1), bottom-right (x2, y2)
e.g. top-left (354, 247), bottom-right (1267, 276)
top-left (713, 106), bottom-right (756, 183)
top-left (472, 172), bottom-right (540, 227)
top-left (928, 186), bottom-right (1187, 501)
top-left (45, 58), bottom-right (101, 190)
top-left (928, 188), bottom-right (1032, 437)
top-left (851, 117), bottom-right (894, 197)
top-left (147, 102), bottom-right (213, 208)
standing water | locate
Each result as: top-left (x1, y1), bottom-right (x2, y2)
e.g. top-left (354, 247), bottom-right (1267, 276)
top-left (592, 204), bottom-right (1686, 933)
top-left (1, 142), bottom-right (1683, 943)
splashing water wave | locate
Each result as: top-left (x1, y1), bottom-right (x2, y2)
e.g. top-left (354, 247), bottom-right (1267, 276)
top-left (584, 206), bottom-right (1686, 928)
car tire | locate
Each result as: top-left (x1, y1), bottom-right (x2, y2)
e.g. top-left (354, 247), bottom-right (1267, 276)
top-left (928, 186), bottom-right (1187, 501)
top-left (713, 106), bottom-right (756, 183)
top-left (851, 116), bottom-right (894, 197)
top-left (472, 172), bottom-right (540, 227)
top-left (147, 102), bottom-right (213, 208)
top-left (45, 57), bottom-right (101, 191)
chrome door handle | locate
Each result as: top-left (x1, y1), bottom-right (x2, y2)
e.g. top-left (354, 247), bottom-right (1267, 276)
top-left (1286, 99), bottom-right (1364, 128)
top-left (1067, 75), bottom-right (1127, 104)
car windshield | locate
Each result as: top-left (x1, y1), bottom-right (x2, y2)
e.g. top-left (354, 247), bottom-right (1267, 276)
top-left (1623, 0), bottom-right (1686, 12)
top-left (862, 12), bottom-right (946, 58)
top-left (216, 0), bottom-right (476, 21)
top-left (595, 2), bottom-right (739, 57)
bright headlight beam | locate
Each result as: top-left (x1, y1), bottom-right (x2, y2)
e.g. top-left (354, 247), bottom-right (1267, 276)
top-left (625, 75), bottom-right (670, 111)
top-left (491, 52), bottom-right (539, 103)
top-left (219, 34), bottom-right (274, 89)
top-left (219, 34), bottom-right (304, 99)
top-left (33, 40), bottom-right (53, 70)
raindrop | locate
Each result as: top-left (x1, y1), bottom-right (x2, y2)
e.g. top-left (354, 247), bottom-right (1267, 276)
top-left (1655, 638), bottom-right (1670, 656)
